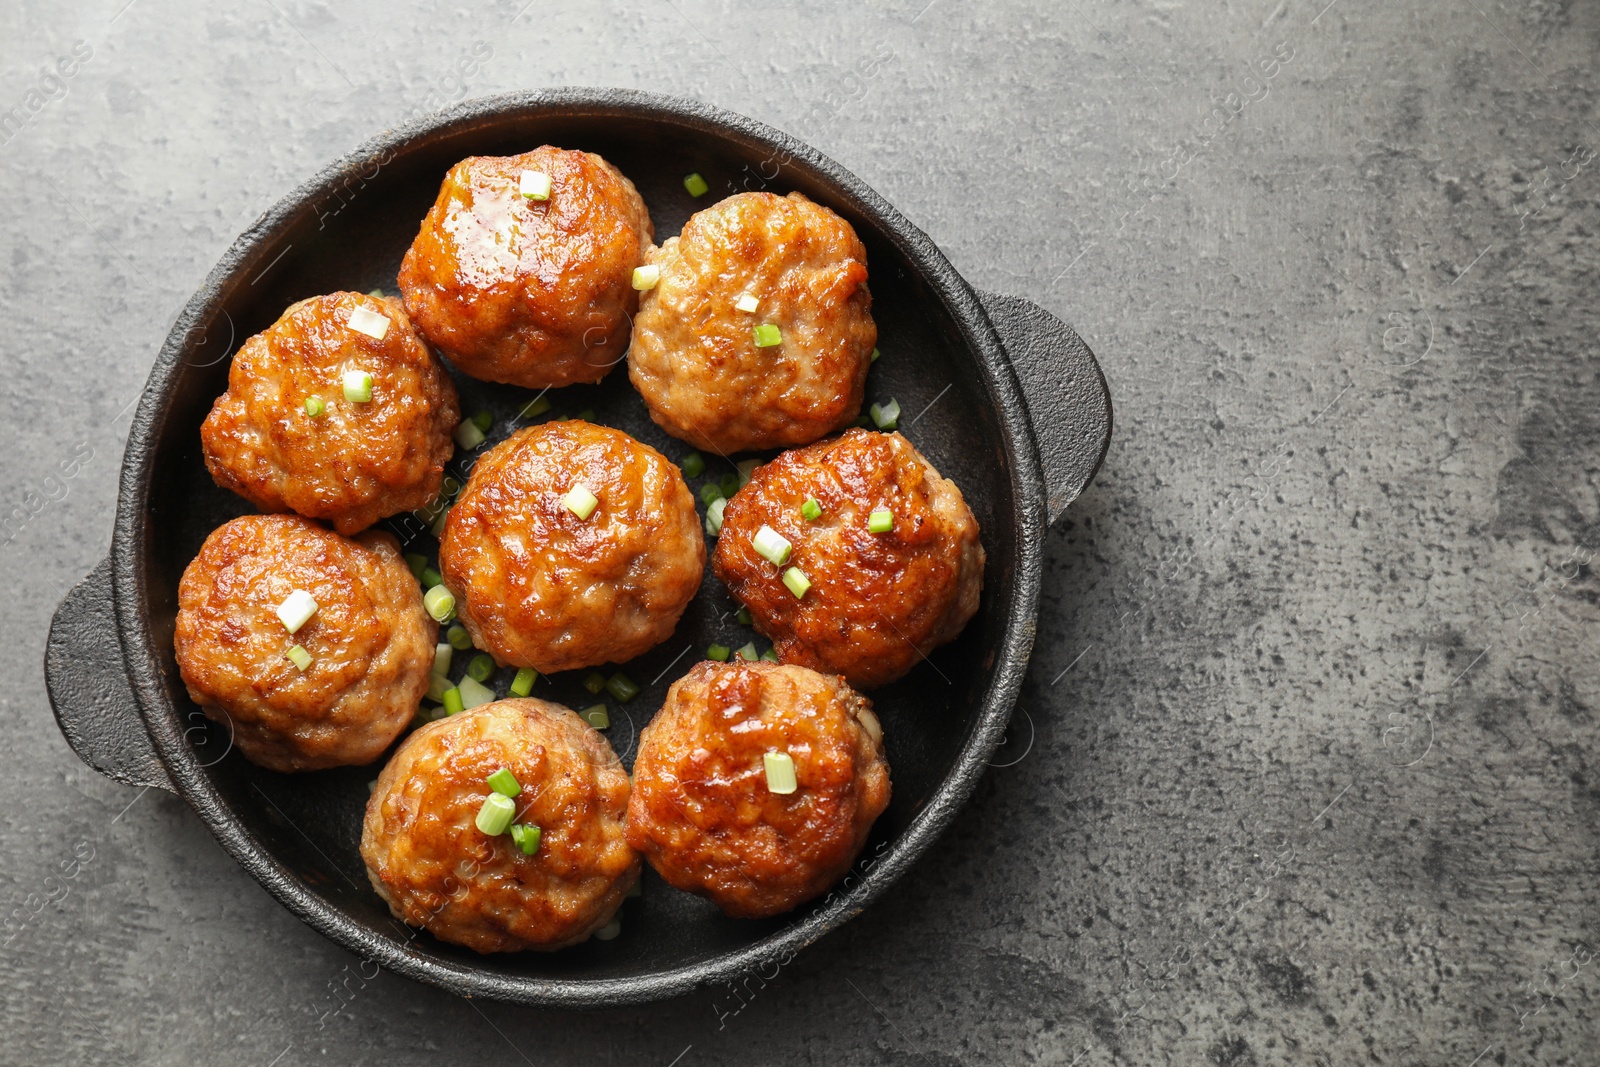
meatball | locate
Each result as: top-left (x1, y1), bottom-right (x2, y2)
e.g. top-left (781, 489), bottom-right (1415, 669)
top-left (174, 514), bottom-right (434, 772)
top-left (713, 429), bottom-right (983, 689)
top-left (627, 661), bottom-right (889, 918)
top-left (362, 699), bottom-right (639, 952)
top-left (398, 147), bottom-right (653, 388)
top-left (201, 291), bottom-right (460, 536)
top-left (438, 421), bottom-right (705, 673)
top-left (628, 191), bottom-right (876, 453)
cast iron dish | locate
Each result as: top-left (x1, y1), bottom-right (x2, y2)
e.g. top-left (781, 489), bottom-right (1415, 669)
top-left (44, 88), bottom-right (1111, 1006)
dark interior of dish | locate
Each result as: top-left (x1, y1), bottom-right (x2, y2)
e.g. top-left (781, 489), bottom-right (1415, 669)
top-left (134, 105), bottom-right (1027, 983)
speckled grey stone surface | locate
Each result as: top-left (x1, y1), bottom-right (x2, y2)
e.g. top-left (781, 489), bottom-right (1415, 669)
top-left (4, 0), bottom-right (1599, 1063)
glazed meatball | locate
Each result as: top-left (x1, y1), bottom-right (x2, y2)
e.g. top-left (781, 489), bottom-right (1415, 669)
top-left (398, 147), bottom-right (653, 388)
top-left (362, 699), bottom-right (639, 952)
top-left (627, 661), bottom-right (889, 918)
top-left (628, 191), bottom-right (876, 453)
top-left (713, 429), bottom-right (983, 689)
top-left (174, 514), bottom-right (434, 772)
top-left (439, 421), bottom-right (704, 673)
top-left (201, 291), bottom-right (459, 536)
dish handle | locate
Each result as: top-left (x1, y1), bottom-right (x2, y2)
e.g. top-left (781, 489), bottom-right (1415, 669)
top-left (45, 557), bottom-right (174, 792)
top-left (978, 291), bottom-right (1113, 525)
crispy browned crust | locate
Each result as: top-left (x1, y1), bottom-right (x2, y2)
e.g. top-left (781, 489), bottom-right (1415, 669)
top-left (712, 429), bottom-right (983, 688)
top-left (438, 421), bottom-right (705, 673)
top-left (626, 661), bottom-right (889, 918)
top-left (628, 191), bottom-right (875, 453)
top-left (398, 147), bottom-right (654, 388)
top-left (200, 291), bottom-right (459, 536)
top-left (361, 699), bottom-right (640, 952)
top-left (173, 514), bottom-right (434, 772)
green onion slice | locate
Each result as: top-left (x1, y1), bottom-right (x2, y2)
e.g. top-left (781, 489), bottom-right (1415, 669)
top-left (735, 293), bottom-right (759, 313)
top-left (476, 793), bottom-right (516, 836)
top-left (563, 484), bottom-right (599, 520)
top-left (578, 408), bottom-right (596, 422)
top-left (870, 398), bottom-right (901, 430)
top-left (454, 420), bottom-right (486, 451)
top-left (737, 459), bottom-right (759, 486)
top-left (509, 667), bottom-right (536, 697)
top-left (346, 306), bottom-right (391, 340)
top-left (433, 642), bottom-right (452, 676)
top-left (683, 172), bottom-right (709, 197)
top-left (870, 347), bottom-right (881, 362)
top-left (487, 768), bottom-right (521, 797)
top-left (705, 496), bottom-right (728, 537)
top-left (753, 323), bottom-right (782, 348)
top-left (707, 643), bottom-right (731, 661)
top-left (605, 672), bottom-right (640, 702)
top-left (581, 705), bottom-right (610, 730)
top-left (518, 395), bottom-right (552, 419)
top-left (719, 472), bottom-right (740, 498)
top-left (782, 567), bottom-right (811, 599)
top-left (467, 653), bottom-right (495, 682)
top-left (423, 585), bottom-right (455, 623)
top-left (469, 410), bottom-right (493, 433)
top-left (276, 589), bottom-right (318, 634)
top-left (583, 671), bottom-right (608, 695)
top-left (342, 370), bottom-right (374, 403)
top-left (868, 507), bottom-right (894, 534)
top-left (632, 265), bottom-right (660, 290)
top-left (303, 396), bottom-right (326, 418)
top-left (752, 525), bottom-right (792, 566)
top-left (681, 451), bottom-right (706, 478)
top-left (429, 507), bottom-right (450, 539)
top-left (406, 553), bottom-right (428, 580)
top-left (285, 644), bottom-right (312, 671)
top-left (761, 648), bottom-right (779, 663)
top-left (442, 687), bottom-right (464, 715)
top-left (700, 483), bottom-right (725, 506)
top-left (367, 288), bottom-right (385, 298)
top-left (421, 567), bottom-right (443, 589)
top-left (427, 673), bottom-right (454, 703)
top-left (801, 497), bottom-right (822, 521)
top-left (736, 607), bottom-right (752, 625)
top-left (520, 170), bottom-right (551, 200)
top-left (457, 675), bottom-right (495, 710)
top-left (735, 642), bottom-right (759, 662)
top-left (763, 751), bottom-right (798, 794)
top-left (509, 823), bottom-right (541, 855)
top-left (447, 624), bottom-right (473, 651)
top-left (595, 918), bottom-right (622, 941)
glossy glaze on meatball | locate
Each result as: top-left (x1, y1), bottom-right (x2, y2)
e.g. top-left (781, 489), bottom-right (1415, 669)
top-left (362, 699), bottom-right (639, 952)
top-left (398, 147), bottom-right (653, 388)
top-left (713, 429), bottom-right (983, 689)
top-left (201, 291), bottom-right (459, 536)
top-left (628, 191), bottom-right (876, 453)
top-left (438, 421), bottom-right (704, 673)
top-left (627, 661), bottom-right (889, 918)
top-left (174, 514), bottom-right (434, 772)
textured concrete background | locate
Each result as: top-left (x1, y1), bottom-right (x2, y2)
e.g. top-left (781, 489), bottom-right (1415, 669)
top-left (4, 0), bottom-right (1598, 1063)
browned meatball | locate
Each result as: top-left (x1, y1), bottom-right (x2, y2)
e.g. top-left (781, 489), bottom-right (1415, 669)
top-left (174, 514), bottom-right (434, 772)
top-left (628, 191), bottom-right (876, 454)
top-left (438, 421), bottom-right (704, 673)
top-left (627, 661), bottom-right (889, 918)
top-left (362, 699), bottom-right (639, 952)
top-left (713, 429), bottom-right (983, 689)
top-left (398, 147), bottom-right (653, 388)
top-left (200, 291), bottom-right (459, 536)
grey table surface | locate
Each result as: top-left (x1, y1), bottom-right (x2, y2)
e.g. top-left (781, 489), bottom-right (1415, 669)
top-left (4, 0), bottom-right (1598, 1063)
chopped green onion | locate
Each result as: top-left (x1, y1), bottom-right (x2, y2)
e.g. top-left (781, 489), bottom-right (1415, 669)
top-left (605, 672), bottom-right (640, 702)
top-left (406, 553), bottom-right (428, 580)
top-left (342, 370), bottom-right (374, 403)
top-left (680, 452), bottom-right (706, 478)
top-left (761, 648), bottom-right (779, 663)
top-left (735, 642), bottom-right (759, 662)
top-left (470, 410), bottom-right (493, 433)
top-left (303, 396), bottom-right (326, 418)
top-left (476, 792), bottom-right (516, 835)
top-left (421, 567), bottom-right (443, 589)
top-left (735, 293), bottom-right (759, 313)
top-left (447, 624), bottom-right (473, 650)
top-left (683, 172), bottom-right (709, 197)
top-left (433, 642), bottom-right (453, 676)
top-left (583, 671), bottom-right (608, 695)
top-left (705, 496), bottom-right (727, 537)
top-left (442, 687), bottom-right (464, 715)
top-left (510, 667), bottom-right (536, 697)
top-left (707, 643), bottom-right (731, 661)
top-left (700, 483), bottom-right (725, 506)
top-left (368, 288), bottom-right (385, 298)
top-left (595, 917), bottom-right (622, 941)
top-left (429, 507), bottom-right (449, 539)
top-left (285, 644), bottom-right (312, 671)
top-left (454, 420), bottom-right (486, 450)
top-left (851, 415), bottom-right (872, 428)
top-left (737, 459), bottom-right (759, 486)
top-left (763, 751), bottom-right (798, 794)
top-left (346, 306), bottom-right (391, 340)
top-left (487, 768), bottom-right (521, 797)
top-left (736, 607), bottom-right (752, 625)
top-left (782, 566), bottom-right (811, 599)
top-left (563, 484), bottom-right (599, 520)
top-left (801, 497), bottom-right (822, 521)
top-left (509, 823), bottom-right (541, 855)
top-left (870, 398), bottom-right (901, 430)
top-left (520, 169), bottom-right (551, 201)
top-left (415, 705), bottom-right (445, 725)
top-left (578, 408), bottom-right (596, 422)
top-left (423, 585), bottom-right (455, 623)
top-left (752, 525), bottom-right (792, 567)
top-left (753, 323), bottom-right (782, 348)
top-left (582, 705), bottom-right (611, 729)
top-left (719, 472), bottom-right (741, 498)
top-left (870, 347), bottom-right (881, 362)
top-left (457, 675), bottom-right (495, 710)
top-left (427, 673), bottom-right (454, 703)
top-left (632, 264), bottom-right (660, 290)
top-left (467, 653), bottom-right (495, 682)
top-left (518, 395), bottom-right (552, 419)
top-left (276, 589), bottom-right (318, 634)
top-left (868, 508), bottom-right (894, 534)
